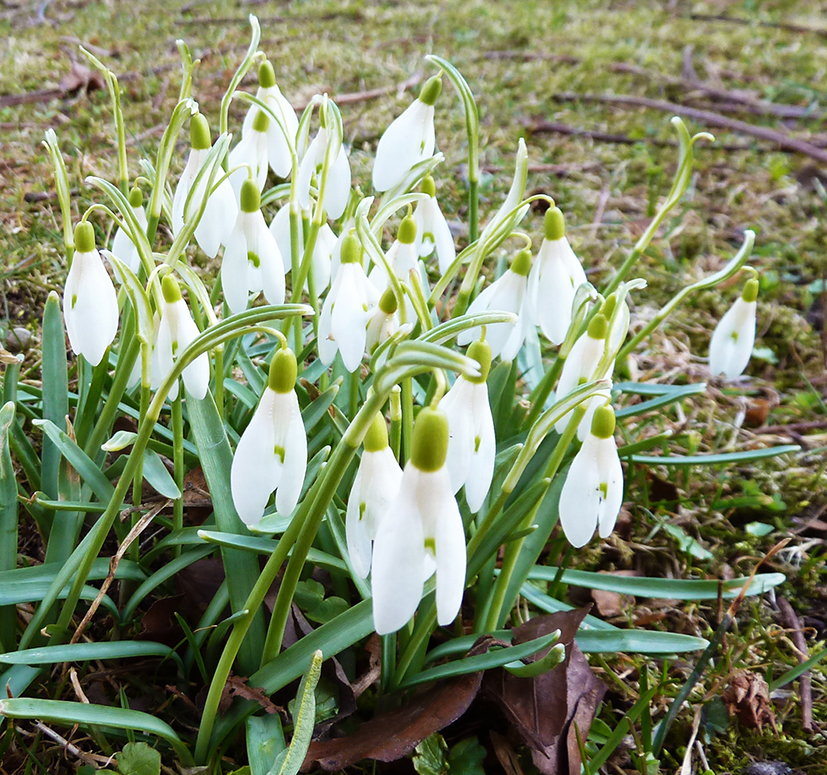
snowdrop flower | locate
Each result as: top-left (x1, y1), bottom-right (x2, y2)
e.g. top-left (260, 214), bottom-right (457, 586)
top-left (708, 277), bottom-right (758, 380)
top-left (372, 406), bottom-right (466, 634)
top-left (153, 275), bottom-right (210, 402)
top-left (63, 221), bottom-right (119, 367)
top-left (221, 180), bottom-right (285, 314)
top-left (172, 114), bottom-right (238, 258)
top-left (366, 287), bottom-right (399, 356)
top-left (111, 186), bottom-right (148, 274)
top-left (241, 60), bottom-right (298, 178)
top-left (413, 176), bottom-right (455, 274)
top-left (558, 404), bottom-right (624, 548)
top-left (346, 412), bottom-right (403, 578)
top-left (370, 215), bottom-right (419, 290)
top-left (231, 346), bottom-right (307, 526)
top-left (296, 118), bottom-right (351, 220)
top-left (318, 232), bottom-right (380, 371)
top-left (527, 207), bottom-right (587, 345)
top-left (229, 110), bottom-right (270, 199)
top-left (554, 312), bottom-right (609, 436)
top-left (440, 339), bottom-right (495, 512)
top-left (372, 74), bottom-right (441, 193)
top-left (457, 248), bottom-right (533, 361)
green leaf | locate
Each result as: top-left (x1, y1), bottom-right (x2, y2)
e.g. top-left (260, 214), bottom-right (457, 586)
top-left (662, 523), bottom-right (713, 560)
top-left (413, 733), bottom-right (449, 775)
top-left (142, 448), bottom-right (181, 499)
top-left (629, 444), bottom-right (800, 466)
top-left (247, 715), bottom-right (285, 775)
top-left (41, 292), bottom-right (69, 500)
top-left (576, 630), bottom-right (708, 654)
top-left (448, 737), bottom-right (487, 775)
top-left (0, 402), bottom-right (18, 650)
top-left (504, 640), bottom-right (565, 677)
top-left (115, 741), bottom-right (161, 775)
top-left (0, 641), bottom-right (178, 666)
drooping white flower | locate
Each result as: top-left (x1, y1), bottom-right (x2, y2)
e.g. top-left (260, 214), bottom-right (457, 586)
top-left (526, 207), bottom-right (586, 345)
top-left (241, 60), bottom-right (298, 179)
top-left (228, 109), bottom-right (271, 199)
top-left (365, 287), bottom-right (400, 356)
top-left (372, 75), bottom-right (441, 193)
top-left (440, 340), bottom-right (496, 512)
top-left (413, 175), bottom-right (455, 274)
top-left (111, 186), bottom-right (148, 274)
top-left (558, 404), bottom-right (624, 548)
top-left (371, 406), bottom-right (466, 635)
top-left (153, 275), bottom-right (210, 402)
top-left (457, 248), bottom-right (532, 361)
top-left (231, 346), bottom-right (307, 526)
top-left (63, 221), bottom-right (119, 367)
top-left (346, 412), bottom-right (403, 579)
top-left (172, 114), bottom-right (238, 258)
top-left (221, 180), bottom-right (285, 314)
top-left (318, 232), bottom-right (380, 371)
top-left (708, 278), bottom-right (758, 380)
top-left (296, 123), bottom-right (351, 220)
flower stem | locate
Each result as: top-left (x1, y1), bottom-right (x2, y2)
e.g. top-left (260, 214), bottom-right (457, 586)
top-left (172, 395), bottom-right (184, 559)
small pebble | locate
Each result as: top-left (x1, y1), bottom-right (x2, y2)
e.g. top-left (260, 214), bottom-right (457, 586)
top-left (5, 327), bottom-right (32, 353)
top-left (742, 762), bottom-right (792, 775)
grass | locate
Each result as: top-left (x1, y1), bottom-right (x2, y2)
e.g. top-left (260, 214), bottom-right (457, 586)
top-left (1, 0), bottom-right (827, 773)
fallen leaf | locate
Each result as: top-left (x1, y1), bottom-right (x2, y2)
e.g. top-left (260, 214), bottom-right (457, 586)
top-left (484, 608), bottom-right (607, 775)
top-left (489, 730), bottom-right (525, 775)
top-left (219, 674), bottom-right (283, 716)
top-left (59, 62), bottom-right (105, 95)
top-left (722, 669), bottom-right (775, 731)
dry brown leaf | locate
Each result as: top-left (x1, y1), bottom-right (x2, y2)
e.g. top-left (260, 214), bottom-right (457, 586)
top-left (219, 674), bottom-right (283, 715)
top-left (722, 669), bottom-right (775, 731)
top-left (59, 62), bottom-right (105, 94)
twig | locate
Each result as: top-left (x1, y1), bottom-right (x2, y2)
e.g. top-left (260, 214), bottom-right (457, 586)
top-left (689, 12), bottom-right (827, 37)
top-left (293, 72), bottom-right (423, 111)
top-left (777, 596), bottom-right (814, 732)
top-left (757, 420), bottom-right (827, 435)
top-left (551, 92), bottom-right (827, 165)
top-left (31, 722), bottom-right (110, 766)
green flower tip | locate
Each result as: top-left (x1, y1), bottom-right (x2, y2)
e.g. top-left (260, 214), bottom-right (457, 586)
top-left (590, 404), bottom-right (616, 439)
top-left (398, 215), bottom-right (417, 245)
top-left (269, 347), bottom-right (298, 394)
top-left (419, 74), bottom-right (442, 106)
top-left (240, 180), bottom-right (261, 213)
top-left (466, 339), bottom-right (492, 384)
top-left (341, 232), bottom-right (363, 265)
top-left (378, 287), bottom-right (398, 314)
top-left (364, 412), bottom-right (389, 452)
top-left (74, 221), bottom-right (96, 253)
top-left (741, 278), bottom-right (759, 303)
top-left (161, 274), bottom-right (182, 304)
top-left (587, 313), bottom-right (609, 340)
top-left (544, 207), bottom-right (566, 241)
top-left (421, 175), bottom-right (436, 197)
top-left (252, 109), bottom-right (270, 133)
top-left (258, 60), bottom-right (277, 89)
top-left (601, 293), bottom-right (617, 321)
top-left (128, 186), bottom-right (143, 208)
top-left (510, 248), bottom-right (532, 277)
top-left (411, 406), bottom-right (448, 472)
top-left (190, 114), bottom-right (211, 150)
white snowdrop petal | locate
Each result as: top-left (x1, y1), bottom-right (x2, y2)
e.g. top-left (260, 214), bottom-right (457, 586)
top-left (597, 438), bottom-right (624, 539)
top-left (434, 495), bottom-right (466, 627)
top-left (440, 380), bottom-right (474, 495)
top-left (274, 392), bottom-right (307, 516)
top-left (221, 228), bottom-right (251, 315)
top-left (346, 470), bottom-right (373, 579)
top-left (198, 178), bottom-right (238, 257)
top-left (372, 101), bottom-right (433, 192)
top-left (709, 298), bottom-right (756, 380)
top-left (324, 146), bottom-right (351, 220)
top-left (464, 384), bottom-right (496, 513)
top-left (558, 442), bottom-right (601, 548)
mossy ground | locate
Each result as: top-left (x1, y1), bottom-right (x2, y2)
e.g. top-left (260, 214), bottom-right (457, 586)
top-left (1, 0), bottom-right (827, 772)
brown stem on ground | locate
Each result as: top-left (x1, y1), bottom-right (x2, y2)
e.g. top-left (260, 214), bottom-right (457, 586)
top-left (776, 596), bottom-right (814, 732)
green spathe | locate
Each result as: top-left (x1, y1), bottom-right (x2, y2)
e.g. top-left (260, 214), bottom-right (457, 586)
top-left (419, 74), bottom-right (442, 106)
top-left (364, 412), bottom-right (389, 452)
top-left (466, 339), bottom-right (492, 384)
top-left (591, 405), bottom-right (616, 439)
top-left (411, 407), bottom-right (448, 472)
top-left (741, 278), bottom-right (759, 303)
top-left (258, 60), bottom-right (277, 89)
top-left (340, 232), bottom-right (362, 265)
top-left (161, 275), bottom-right (183, 304)
top-left (268, 347), bottom-right (297, 394)
top-left (587, 313), bottom-right (609, 340)
top-left (398, 215), bottom-right (417, 245)
top-left (74, 222), bottom-right (95, 254)
top-left (544, 207), bottom-right (565, 241)
top-left (190, 114), bottom-right (211, 151)
top-left (240, 180), bottom-right (261, 214)
top-left (510, 249), bottom-right (532, 277)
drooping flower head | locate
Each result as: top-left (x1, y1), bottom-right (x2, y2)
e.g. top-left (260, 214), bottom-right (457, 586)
top-left (708, 276), bottom-right (758, 380)
top-left (413, 175), bottom-right (455, 274)
top-left (366, 287), bottom-right (400, 357)
top-left (346, 411), bottom-right (403, 579)
top-left (231, 345), bottom-right (307, 527)
top-left (172, 114), bottom-right (238, 258)
top-left (371, 406), bottom-right (466, 634)
top-left (318, 231), bottom-right (379, 372)
top-left (558, 404), bottom-right (624, 548)
top-left (372, 74), bottom-right (441, 193)
top-left (154, 275), bottom-right (210, 402)
top-left (229, 109), bottom-right (271, 199)
top-left (221, 179), bottom-right (285, 315)
top-left (457, 248), bottom-right (533, 362)
top-left (440, 338), bottom-right (496, 513)
top-left (111, 186), bottom-right (148, 275)
top-left (63, 221), bottom-right (119, 367)
top-left (527, 207), bottom-right (587, 346)
top-left (241, 59), bottom-right (298, 179)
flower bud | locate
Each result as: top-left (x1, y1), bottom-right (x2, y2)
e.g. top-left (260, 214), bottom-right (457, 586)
top-left (268, 347), bottom-right (298, 394)
top-left (418, 74), bottom-right (442, 106)
top-left (590, 404), bottom-right (616, 439)
top-left (398, 214), bottom-right (417, 245)
top-left (544, 207), bottom-right (565, 241)
top-left (411, 407), bottom-right (449, 472)
top-left (74, 221), bottom-right (95, 254)
top-left (190, 113), bottom-right (212, 151)
top-left (161, 274), bottom-right (182, 304)
top-left (258, 59), bottom-right (277, 89)
top-left (239, 179), bottom-right (261, 214)
top-left (340, 232), bottom-right (362, 265)
top-left (510, 248), bottom-right (532, 277)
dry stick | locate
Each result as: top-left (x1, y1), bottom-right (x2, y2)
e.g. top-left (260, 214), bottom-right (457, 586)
top-left (757, 419), bottom-right (827, 435)
top-left (69, 500), bottom-right (169, 645)
top-left (32, 722), bottom-right (109, 767)
top-left (688, 12), bottom-right (827, 37)
top-left (777, 596), bottom-right (814, 732)
top-left (551, 92), bottom-right (827, 165)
